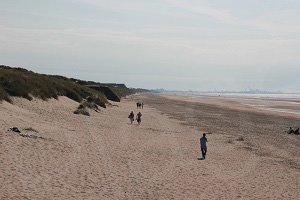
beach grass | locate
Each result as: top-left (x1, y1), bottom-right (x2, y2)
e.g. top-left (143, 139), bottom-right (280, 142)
top-left (0, 65), bottom-right (108, 104)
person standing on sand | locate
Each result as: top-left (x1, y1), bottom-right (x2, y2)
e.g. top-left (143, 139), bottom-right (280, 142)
top-left (128, 111), bottom-right (134, 124)
top-left (200, 133), bottom-right (208, 159)
top-left (136, 112), bottom-right (142, 125)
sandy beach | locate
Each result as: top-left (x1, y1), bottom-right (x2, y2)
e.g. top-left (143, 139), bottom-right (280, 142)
top-left (1, 93), bottom-right (299, 199)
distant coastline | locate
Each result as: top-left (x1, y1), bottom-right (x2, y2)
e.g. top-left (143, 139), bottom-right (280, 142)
top-left (155, 90), bottom-right (300, 99)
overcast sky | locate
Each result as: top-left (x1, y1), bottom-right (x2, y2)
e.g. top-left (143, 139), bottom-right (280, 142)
top-left (0, 0), bottom-right (299, 92)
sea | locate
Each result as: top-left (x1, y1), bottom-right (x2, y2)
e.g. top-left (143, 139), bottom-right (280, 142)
top-left (170, 91), bottom-right (300, 99)
top-left (163, 91), bottom-right (300, 116)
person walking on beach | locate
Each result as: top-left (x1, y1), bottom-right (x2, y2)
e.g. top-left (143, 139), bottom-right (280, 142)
top-left (136, 112), bottom-right (142, 125)
top-left (200, 133), bottom-right (208, 159)
top-left (128, 111), bottom-right (134, 124)
top-left (141, 102), bottom-right (144, 109)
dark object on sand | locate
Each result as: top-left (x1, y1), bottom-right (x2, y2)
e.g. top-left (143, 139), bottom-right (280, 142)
top-left (294, 128), bottom-right (299, 135)
top-left (288, 127), bottom-right (294, 134)
top-left (287, 127), bottom-right (299, 135)
top-left (19, 133), bottom-right (45, 140)
top-left (8, 127), bottom-right (21, 133)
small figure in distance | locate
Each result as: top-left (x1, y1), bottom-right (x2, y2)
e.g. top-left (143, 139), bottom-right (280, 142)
top-left (128, 111), bottom-right (134, 124)
top-left (136, 112), bottom-right (142, 125)
top-left (200, 133), bottom-right (208, 159)
top-left (137, 102), bottom-right (142, 108)
top-left (141, 102), bottom-right (144, 109)
top-left (288, 127), bottom-right (294, 134)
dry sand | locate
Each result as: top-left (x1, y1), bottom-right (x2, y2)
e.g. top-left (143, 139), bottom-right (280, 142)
top-left (0, 94), bottom-right (299, 199)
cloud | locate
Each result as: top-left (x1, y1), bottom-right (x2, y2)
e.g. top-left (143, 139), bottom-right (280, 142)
top-left (165, 0), bottom-right (300, 35)
top-left (73, 0), bottom-right (151, 12)
top-left (244, 9), bottom-right (300, 34)
top-left (165, 0), bottom-right (234, 23)
top-left (71, 0), bottom-right (300, 36)
top-left (1, 23), bottom-right (299, 69)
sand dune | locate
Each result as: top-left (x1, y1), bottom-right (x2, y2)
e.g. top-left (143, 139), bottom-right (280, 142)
top-left (1, 94), bottom-right (299, 199)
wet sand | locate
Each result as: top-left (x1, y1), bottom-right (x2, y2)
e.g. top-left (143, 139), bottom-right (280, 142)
top-left (1, 94), bottom-right (300, 199)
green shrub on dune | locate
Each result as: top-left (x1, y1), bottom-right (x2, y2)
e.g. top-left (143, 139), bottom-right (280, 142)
top-left (86, 96), bottom-right (106, 108)
top-left (0, 85), bottom-right (11, 102)
top-left (0, 65), bottom-right (108, 105)
top-left (109, 86), bottom-right (133, 99)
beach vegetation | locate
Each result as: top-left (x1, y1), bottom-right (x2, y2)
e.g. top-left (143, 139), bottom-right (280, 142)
top-left (74, 108), bottom-right (90, 116)
top-left (0, 65), bottom-right (108, 104)
top-left (78, 100), bottom-right (99, 110)
top-left (0, 85), bottom-right (11, 103)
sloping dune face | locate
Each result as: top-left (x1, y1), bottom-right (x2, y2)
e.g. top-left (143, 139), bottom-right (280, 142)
top-left (1, 95), bottom-right (300, 199)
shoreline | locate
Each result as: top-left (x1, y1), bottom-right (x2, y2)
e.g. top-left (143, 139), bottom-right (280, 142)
top-left (158, 93), bottom-right (300, 119)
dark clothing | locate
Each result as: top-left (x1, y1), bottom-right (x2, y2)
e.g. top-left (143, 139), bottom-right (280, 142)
top-left (200, 137), bottom-right (207, 147)
top-left (201, 146), bottom-right (207, 159)
top-left (136, 112), bottom-right (142, 124)
top-left (128, 112), bottom-right (134, 124)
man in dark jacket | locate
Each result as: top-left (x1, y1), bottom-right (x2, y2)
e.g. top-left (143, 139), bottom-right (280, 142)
top-left (200, 133), bottom-right (208, 159)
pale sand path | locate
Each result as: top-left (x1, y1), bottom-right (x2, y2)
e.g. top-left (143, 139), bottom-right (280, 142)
top-left (0, 94), bottom-right (299, 199)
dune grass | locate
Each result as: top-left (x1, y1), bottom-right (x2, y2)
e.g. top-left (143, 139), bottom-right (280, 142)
top-left (0, 65), bottom-right (107, 104)
top-left (109, 86), bottom-right (134, 99)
